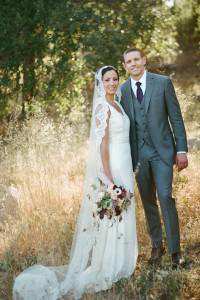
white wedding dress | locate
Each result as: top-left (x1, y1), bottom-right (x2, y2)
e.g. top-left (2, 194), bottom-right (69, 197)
top-left (13, 69), bottom-right (138, 300)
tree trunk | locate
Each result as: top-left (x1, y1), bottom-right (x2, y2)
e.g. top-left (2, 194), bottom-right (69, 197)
top-left (21, 55), bottom-right (36, 119)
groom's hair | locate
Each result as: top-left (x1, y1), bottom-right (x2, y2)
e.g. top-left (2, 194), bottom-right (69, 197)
top-left (123, 48), bottom-right (145, 61)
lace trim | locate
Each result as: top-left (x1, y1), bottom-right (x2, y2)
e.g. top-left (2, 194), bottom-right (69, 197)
top-left (94, 102), bottom-right (110, 147)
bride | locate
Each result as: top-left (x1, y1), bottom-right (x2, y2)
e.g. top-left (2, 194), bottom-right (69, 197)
top-left (13, 66), bottom-right (138, 299)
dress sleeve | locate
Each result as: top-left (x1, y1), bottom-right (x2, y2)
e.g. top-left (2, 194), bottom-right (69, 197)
top-left (94, 103), bottom-right (112, 187)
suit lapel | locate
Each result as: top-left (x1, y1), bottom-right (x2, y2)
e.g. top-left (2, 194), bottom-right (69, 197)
top-left (144, 72), bottom-right (154, 113)
top-left (124, 77), bottom-right (136, 120)
top-left (123, 72), bottom-right (155, 116)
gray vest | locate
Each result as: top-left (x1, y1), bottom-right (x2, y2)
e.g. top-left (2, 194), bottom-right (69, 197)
top-left (133, 97), bottom-right (154, 148)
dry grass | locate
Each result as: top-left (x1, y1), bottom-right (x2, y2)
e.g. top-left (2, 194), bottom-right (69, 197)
top-left (0, 81), bottom-right (200, 299)
top-left (0, 116), bottom-right (87, 298)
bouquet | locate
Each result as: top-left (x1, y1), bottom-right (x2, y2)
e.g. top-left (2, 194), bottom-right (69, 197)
top-left (92, 184), bottom-right (133, 222)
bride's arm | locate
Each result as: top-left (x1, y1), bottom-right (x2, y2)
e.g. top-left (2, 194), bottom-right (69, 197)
top-left (100, 110), bottom-right (114, 186)
top-left (95, 104), bottom-right (114, 187)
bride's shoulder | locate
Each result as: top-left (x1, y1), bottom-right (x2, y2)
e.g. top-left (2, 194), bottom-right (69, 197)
top-left (95, 101), bottom-right (110, 115)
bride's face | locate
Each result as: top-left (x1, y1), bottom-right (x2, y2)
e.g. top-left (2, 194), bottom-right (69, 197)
top-left (102, 70), bottom-right (119, 96)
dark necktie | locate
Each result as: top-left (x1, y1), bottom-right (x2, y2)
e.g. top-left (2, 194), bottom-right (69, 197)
top-left (136, 81), bottom-right (143, 103)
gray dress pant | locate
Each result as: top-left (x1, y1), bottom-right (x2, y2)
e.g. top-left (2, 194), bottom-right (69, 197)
top-left (136, 143), bottom-right (180, 254)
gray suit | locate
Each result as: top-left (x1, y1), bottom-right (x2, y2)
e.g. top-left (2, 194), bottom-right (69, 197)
top-left (120, 71), bottom-right (188, 254)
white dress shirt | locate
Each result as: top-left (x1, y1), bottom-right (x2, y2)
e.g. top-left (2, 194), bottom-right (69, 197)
top-left (130, 70), bottom-right (186, 154)
top-left (130, 70), bottom-right (146, 97)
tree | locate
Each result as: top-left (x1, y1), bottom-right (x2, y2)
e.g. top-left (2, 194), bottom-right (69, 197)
top-left (0, 0), bottom-right (179, 121)
top-left (174, 0), bottom-right (200, 51)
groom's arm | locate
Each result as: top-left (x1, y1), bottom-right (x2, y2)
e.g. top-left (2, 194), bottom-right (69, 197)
top-left (164, 78), bottom-right (188, 153)
top-left (164, 78), bottom-right (188, 171)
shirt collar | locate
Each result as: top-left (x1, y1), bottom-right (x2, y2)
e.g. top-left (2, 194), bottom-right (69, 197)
top-left (130, 70), bottom-right (147, 87)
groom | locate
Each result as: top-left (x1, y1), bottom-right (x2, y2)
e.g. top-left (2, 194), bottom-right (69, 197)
top-left (120, 48), bottom-right (188, 268)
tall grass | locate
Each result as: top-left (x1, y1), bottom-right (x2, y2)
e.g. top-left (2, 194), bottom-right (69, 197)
top-left (0, 92), bottom-right (199, 299)
top-left (0, 116), bottom-right (88, 298)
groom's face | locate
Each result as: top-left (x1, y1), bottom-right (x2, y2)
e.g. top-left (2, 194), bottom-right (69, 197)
top-left (123, 51), bottom-right (146, 79)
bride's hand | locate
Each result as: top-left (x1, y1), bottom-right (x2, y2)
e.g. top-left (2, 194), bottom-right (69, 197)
top-left (107, 182), bottom-right (115, 192)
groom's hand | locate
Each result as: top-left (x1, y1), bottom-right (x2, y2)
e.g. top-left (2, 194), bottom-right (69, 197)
top-left (175, 153), bottom-right (188, 172)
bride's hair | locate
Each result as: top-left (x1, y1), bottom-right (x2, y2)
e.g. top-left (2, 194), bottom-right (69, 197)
top-left (101, 66), bottom-right (119, 80)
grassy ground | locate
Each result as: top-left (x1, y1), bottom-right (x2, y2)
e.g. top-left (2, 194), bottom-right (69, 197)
top-left (0, 65), bottom-right (199, 299)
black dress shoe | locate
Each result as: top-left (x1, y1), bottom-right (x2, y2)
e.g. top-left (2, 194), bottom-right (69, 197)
top-left (171, 252), bottom-right (185, 269)
top-left (148, 245), bottom-right (166, 265)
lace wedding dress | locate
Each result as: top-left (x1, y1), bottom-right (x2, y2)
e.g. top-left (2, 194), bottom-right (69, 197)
top-left (13, 67), bottom-right (138, 300)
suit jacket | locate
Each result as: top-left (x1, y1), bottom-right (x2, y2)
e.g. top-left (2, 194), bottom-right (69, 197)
top-left (120, 71), bottom-right (188, 170)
